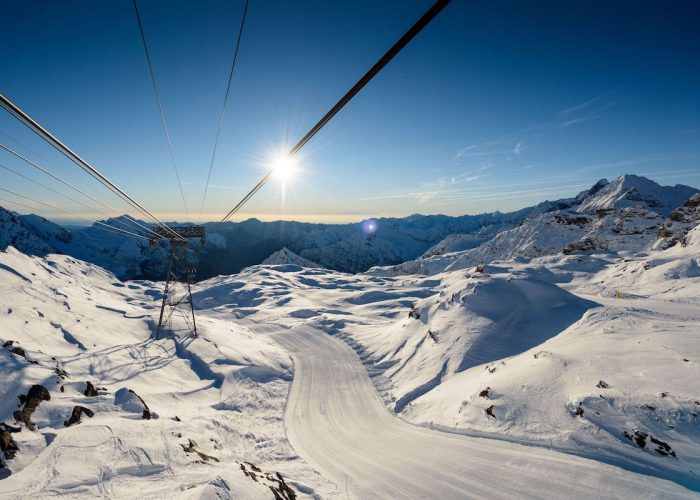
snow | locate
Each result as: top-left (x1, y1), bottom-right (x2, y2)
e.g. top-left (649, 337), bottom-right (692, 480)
top-left (373, 175), bottom-right (699, 277)
top-left (0, 247), bottom-right (332, 498)
top-left (261, 248), bottom-right (320, 268)
top-left (275, 324), bottom-right (690, 498)
top-left (2, 172), bottom-right (700, 497)
top-left (187, 237), bottom-right (700, 493)
top-left (577, 174), bottom-right (697, 216)
top-left (2, 174), bottom-right (697, 282)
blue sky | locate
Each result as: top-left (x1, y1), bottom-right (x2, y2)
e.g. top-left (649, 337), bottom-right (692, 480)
top-left (1, 0), bottom-right (699, 223)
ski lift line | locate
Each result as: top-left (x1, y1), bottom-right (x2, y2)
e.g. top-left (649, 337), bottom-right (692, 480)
top-left (0, 128), bottom-right (128, 209)
top-left (0, 93), bottom-right (185, 241)
top-left (0, 161), bottom-right (149, 237)
top-left (198, 0), bottom-right (250, 222)
top-left (132, 0), bottom-right (190, 220)
top-left (0, 160), bottom-right (155, 239)
top-left (0, 97), bottom-right (178, 240)
top-left (0, 129), bottom-right (103, 200)
top-left (0, 142), bottom-right (155, 238)
top-left (0, 187), bottom-right (151, 241)
top-left (216, 0), bottom-right (451, 226)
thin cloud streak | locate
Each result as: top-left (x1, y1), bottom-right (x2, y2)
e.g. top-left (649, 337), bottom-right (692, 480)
top-left (558, 90), bottom-right (612, 115)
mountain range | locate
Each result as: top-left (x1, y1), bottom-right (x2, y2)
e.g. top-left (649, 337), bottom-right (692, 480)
top-left (0, 174), bottom-right (697, 280)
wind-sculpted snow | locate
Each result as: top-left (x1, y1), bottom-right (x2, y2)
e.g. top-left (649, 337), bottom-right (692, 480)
top-left (191, 238), bottom-right (700, 492)
top-left (0, 247), bottom-right (333, 497)
top-left (2, 232), bottom-right (700, 494)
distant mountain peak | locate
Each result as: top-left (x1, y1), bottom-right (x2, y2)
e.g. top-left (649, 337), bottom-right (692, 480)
top-left (577, 174), bottom-right (698, 216)
top-left (262, 247), bottom-right (321, 268)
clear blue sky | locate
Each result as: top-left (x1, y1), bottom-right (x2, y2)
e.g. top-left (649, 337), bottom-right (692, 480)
top-left (1, 0), bottom-right (699, 223)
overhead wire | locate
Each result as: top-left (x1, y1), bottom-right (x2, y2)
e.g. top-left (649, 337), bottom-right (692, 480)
top-left (132, 0), bottom-right (190, 221)
top-left (0, 142), bottom-right (154, 238)
top-left (0, 129), bottom-right (130, 216)
top-left (0, 160), bottom-right (153, 238)
top-left (198, 0), bottom-right (250, 222)
top-left (0, 92), bottom-right (185, 240)
top-left (0, 187), bottom-right (151, 241)
top-left (215, 0), bottom-right (452, 227)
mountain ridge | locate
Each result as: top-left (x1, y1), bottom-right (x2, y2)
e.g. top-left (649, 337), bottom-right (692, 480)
top-left (1, 173), bottom-right (697, 280)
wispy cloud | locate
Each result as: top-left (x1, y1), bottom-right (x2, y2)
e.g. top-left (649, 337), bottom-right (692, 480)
top-left (560, 111), bottom-right (601, 128)
top-left (558, 90), bottom-right (612, 116)
top-left (513, 141), bottom-right (524, 155)
top-left (452, 140), bottom-right (512, 162)
top-left (561, 100), bottom-right (617, 128)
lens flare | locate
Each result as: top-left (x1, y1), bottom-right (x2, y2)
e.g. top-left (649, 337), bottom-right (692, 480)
top-left (361, 218), bottom-right (378, 235)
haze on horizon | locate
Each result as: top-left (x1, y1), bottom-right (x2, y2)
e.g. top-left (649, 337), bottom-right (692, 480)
top-left (1, 0), bottom-right (699, 224)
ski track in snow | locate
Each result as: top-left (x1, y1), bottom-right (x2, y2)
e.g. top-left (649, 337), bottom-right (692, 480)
top-left (2, 215), bottom-right (700, 497)
top-left (273, 324), bottom-right (690, 499)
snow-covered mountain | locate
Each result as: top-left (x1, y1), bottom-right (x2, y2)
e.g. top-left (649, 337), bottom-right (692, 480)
top-left (375, 175), bottom-right (698, 276)
top-left (187, 225), bottom-right (700, 491)
top-left (0, 207), bottom-right (68, 256)
top-left (0, 174), bottom-right (697, 283)
top-left (576, 174), bottom-right (697, 216)
top-left (2, 174), bottom-right (700, 494)
top-left (0, 247), bottom-right (332, 497)
top-left (261, 247), bottom-right (321, 268)
top-left (654, 193), bottom-right (700, 250)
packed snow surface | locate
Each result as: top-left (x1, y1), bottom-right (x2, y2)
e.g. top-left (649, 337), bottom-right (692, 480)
top-left (2, 231), bottom-right (699, 496)
top-left (1, 174), bottom-right (699, 497)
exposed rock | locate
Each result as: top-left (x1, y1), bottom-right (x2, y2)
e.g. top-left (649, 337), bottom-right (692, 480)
top-left (479, 387), bottom-right (490, 398)
top-left (13, 385), bottom-right (50, 431)
top-left (623, 429), bottom-right (677, 458)
top-left (485, 405), bottom-right (495, 419)
top-left (181, 439), bottom-right (219, 462)
top-left (269, 471), bottom-right (297, 500)
top-left (114, 388), bottom-right (154, 419)
top-left (596, 380), bottom-right (610, 389)
top-left (83, 381), bottom-right (106, 397)
top-left (0, 423), bottom-right (21, 461)
top-left (654, 193), bottom-right (700, 249)
top-left (427, 330), bottom-right (438, 343)
top-left (649, 436), bottom-right (677, 457)
top-left (240, 462), bottom-right (297, 500)
top-left (408, 305), bottom-right (421, 320)
top-left (53, 363), bottom-right (68, 379)
top-left (64, 406), bottom-right (95, 427)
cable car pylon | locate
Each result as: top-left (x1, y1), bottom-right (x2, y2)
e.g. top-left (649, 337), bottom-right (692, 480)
top-left (150, 226), bottom-right (205, 338)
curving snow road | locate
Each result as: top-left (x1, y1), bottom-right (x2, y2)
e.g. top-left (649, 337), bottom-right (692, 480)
top-left (273, 325), bottom-right (693, 499)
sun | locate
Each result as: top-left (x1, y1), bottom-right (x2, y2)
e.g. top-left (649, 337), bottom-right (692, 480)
top-left (271, 153), bottom-right (297, 180)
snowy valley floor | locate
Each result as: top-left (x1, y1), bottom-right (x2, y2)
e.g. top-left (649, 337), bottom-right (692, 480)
top-left (0, 243), bottom-right (699, 497)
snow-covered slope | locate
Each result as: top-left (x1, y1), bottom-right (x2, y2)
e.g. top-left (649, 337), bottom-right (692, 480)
top-left (0, 207), bottom-right (65, 256)
top-left (0, 247), bottom-right (332, 497)
top-left (261, 248), bottom-right (321, 268)
top-left (188, 237), bottom-right (700, 491)
top-left (2, 218), bottom-right (699, 494)
top-left (655, 193), bottom-right (700, 250)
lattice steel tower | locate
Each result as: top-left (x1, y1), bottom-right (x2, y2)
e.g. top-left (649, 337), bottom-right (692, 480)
top-left (150, 226), bottom-right (205, 338)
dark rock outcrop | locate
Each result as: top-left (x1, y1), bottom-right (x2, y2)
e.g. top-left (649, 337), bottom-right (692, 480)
top-left (64, 406), bottom-right (95, 427)
top-left (13, 385), bottom-right (50, 431)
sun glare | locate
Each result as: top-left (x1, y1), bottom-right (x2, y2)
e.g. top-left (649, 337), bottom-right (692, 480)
top-left (271, 153), bottom-right (297, 180)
